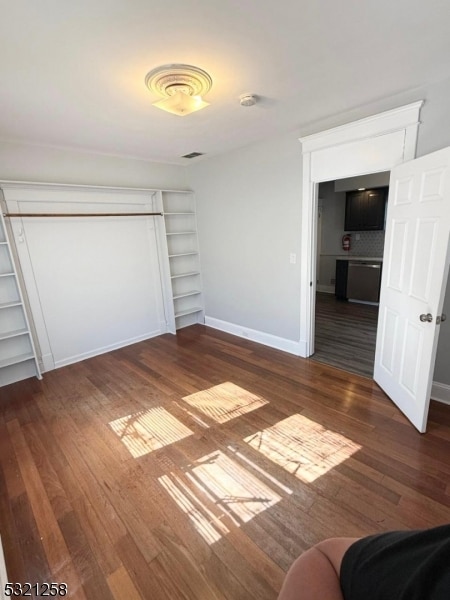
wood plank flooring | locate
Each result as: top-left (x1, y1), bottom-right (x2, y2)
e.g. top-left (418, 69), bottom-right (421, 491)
top-left (313, 292), bottom-right (379, 377)
top-left (1, 325), bottom-right (450, 599)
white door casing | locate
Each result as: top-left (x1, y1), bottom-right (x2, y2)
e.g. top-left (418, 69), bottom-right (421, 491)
top-left (299, 101), bottom-right (423, 357)
top-left (374, 147), bottom-right (450, 433)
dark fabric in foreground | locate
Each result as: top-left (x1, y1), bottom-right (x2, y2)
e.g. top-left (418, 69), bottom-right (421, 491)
top-left (340, 524), bottom-right (450, 600)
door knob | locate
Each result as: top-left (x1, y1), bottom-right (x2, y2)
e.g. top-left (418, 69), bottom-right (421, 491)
top-left (436, 314), bottom-right (447, 324)
top-left (419, 313), bottom-right (433, 322)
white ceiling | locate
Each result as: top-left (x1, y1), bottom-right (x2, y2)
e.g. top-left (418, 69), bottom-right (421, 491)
top-left (1, 0), bottom-right (450, 165)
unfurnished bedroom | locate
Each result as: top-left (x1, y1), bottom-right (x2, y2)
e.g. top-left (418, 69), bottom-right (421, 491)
top-left (0, 2), bottom-right (450, 599)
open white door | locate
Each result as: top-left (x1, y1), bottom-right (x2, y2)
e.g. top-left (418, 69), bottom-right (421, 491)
top-left (374, 147), bottom-right (450, 433)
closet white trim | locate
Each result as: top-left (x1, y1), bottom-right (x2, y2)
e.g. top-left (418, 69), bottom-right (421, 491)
top-left (1, 181), bottom-right (195, 377)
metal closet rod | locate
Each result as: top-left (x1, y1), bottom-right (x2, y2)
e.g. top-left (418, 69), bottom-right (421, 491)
top-left (3, 211), bottom-right (163, 218)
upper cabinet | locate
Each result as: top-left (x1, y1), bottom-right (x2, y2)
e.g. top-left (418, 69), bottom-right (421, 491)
top-left (344, 187), bottom-right (388, 231)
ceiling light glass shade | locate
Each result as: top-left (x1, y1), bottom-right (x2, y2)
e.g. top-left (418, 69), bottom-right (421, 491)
top-left (146, 64), bottom-right (212, 116)
top-left (152, 90), bottom-right (210, 116)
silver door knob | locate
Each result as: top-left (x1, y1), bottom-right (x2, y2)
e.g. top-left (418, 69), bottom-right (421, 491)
top-left (441, 314), bottom-right (447, 322)
top-left (419, 313), bottom-right (433, 322)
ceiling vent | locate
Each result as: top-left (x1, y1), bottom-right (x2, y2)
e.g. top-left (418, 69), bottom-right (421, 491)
top-left (182, 152), bottom-right (204, 159)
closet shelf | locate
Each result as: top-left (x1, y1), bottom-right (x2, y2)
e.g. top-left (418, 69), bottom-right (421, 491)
top-left (0, 352), bottom-right (36, 369)
top-left (0, 301), bottom-right (22, 309)
top-left (173, 290), bottom-right (201, 300)
top-left (162, 190), bottom-right (204, 332)
top-left (0, 328), bottom-right (29, 341)
top-left (175, 307), bottom-right (203, 318)
top-left (0, 206), bottom-right (41, 385)
top-left (166, 231), bottom-right (197, 236)
top-left (168, 252), bottom-right (198, 258)
top-left (170, 271), bottom-right (200, 279)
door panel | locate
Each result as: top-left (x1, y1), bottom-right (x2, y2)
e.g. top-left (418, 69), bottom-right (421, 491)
top-left (374, 147), bottom-right (450, 433)
top-left (386, 220), bottom-right (408, 290)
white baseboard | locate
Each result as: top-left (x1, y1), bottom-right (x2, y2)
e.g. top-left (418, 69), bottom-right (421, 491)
top-left (45, 328), bottom-right (166, 371)
top-left (316, 285), bottom-right (335, 294)
top-left (205, 316), bottom-right (305, 356)
top-left (431, 381), bottom-right (450, 405)
top-left (40, 352), bottom-right (55, 372)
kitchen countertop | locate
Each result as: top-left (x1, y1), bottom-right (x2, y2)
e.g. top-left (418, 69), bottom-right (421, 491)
top-left (333, 256), bottom-right (383, 261)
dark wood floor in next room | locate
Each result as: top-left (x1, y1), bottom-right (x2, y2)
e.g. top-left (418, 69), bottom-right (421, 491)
top-left (0, 325), bottom-right (449, 599)
top-left (313, 292), bottom-right (379, 377)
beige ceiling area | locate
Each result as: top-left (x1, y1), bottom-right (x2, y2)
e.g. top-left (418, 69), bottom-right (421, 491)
top-left (1, 0), bottom-right (450, 164)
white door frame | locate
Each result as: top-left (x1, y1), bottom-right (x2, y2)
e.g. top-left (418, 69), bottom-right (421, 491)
top-left (298, 101), bottom-right (423, 357)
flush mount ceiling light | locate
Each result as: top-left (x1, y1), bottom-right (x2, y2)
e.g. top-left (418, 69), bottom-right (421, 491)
top-left (145, 64), bottom-right (212, 116)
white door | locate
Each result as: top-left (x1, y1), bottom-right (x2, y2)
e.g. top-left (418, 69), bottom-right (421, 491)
top-left (374, 147), bottom-right (450, 433)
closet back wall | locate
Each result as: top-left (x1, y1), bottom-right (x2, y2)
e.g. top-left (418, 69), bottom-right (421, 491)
top-left (2, 184), bottom-right (167, 371)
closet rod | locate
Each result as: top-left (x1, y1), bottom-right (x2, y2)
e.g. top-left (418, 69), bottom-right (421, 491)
top-left (3, 212), bottom-right (163, 218)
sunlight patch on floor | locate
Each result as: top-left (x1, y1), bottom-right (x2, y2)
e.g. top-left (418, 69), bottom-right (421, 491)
top-left (159, 472), bottom-right (227, 545)
top-left (109, 406), bottom-right (193, 458)
top-left (182, 382), bottom-right (268, 424)
top-left (158, 449), bottom-right (282, 544)
top-left (244, 414), bottom-right (361, 483)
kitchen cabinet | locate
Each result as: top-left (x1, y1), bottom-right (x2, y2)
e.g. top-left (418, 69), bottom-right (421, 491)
top-left (335, 260), bottom-right (348, 300)
top-left (344, 187), bottom-right (387, 231)
top-left (347, 261), bottom-right (382, 302)
top-left (335, 258), bottom-right (382, 303)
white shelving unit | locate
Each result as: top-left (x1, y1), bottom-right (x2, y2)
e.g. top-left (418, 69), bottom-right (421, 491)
top-left (0, 209), bottom-right (41, 386)
top-left (160, 191), bottom-right (204, 331)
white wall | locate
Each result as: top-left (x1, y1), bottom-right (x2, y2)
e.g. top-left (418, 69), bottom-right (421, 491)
top-left (188, 74), bottom-right (450, 380)
top-left (317, 181), bottom-right (346, 291)
top-left (0, 140), bottom-right (188, 190)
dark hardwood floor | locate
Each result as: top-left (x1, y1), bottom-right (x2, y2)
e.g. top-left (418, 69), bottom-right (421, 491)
top-left (0, 325), bottom-right (449, 599)
top-left (313, 292), bottom-right (379, 377)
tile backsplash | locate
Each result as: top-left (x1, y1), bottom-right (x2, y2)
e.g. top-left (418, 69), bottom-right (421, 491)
top-left (348, 230), bottom-right (385, 257)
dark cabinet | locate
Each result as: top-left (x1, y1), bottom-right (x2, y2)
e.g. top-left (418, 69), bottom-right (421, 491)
top-left (345, 187), bottom-right (387, 231)
top-left (335, 260), bottom-right (348, 300)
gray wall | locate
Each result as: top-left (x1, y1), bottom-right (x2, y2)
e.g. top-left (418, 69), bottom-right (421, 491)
top-left (317, 181), bottom-right (346, 290)
top-left (189, 134), bottom-right (302, 340)
top-left (0, 140), bottom-right (188, 190)
top-left (434, 270), bottom-right (450, 383)
top-left (188, 74), bottom-right (450, 384)
top-left (335, 172), bottom-right (390, 192)
top-left (318, 181), bottom-right (346, 256)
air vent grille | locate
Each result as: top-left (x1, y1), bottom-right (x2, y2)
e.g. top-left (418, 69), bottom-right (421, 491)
top-left (182, 152), bottom-right (204, 159)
